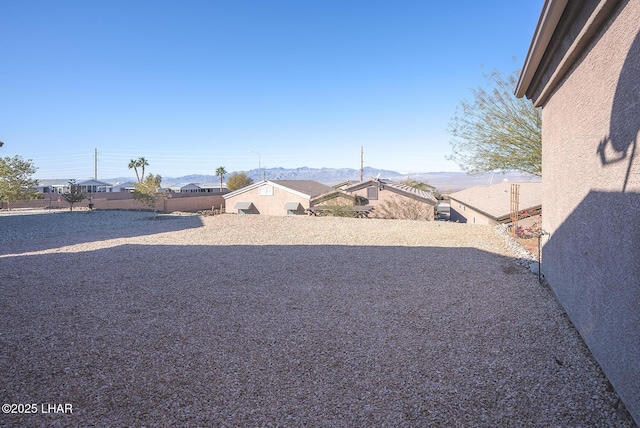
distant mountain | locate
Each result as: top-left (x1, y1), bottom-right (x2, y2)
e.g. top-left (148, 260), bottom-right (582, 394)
top-left (242, 166), bottom-right (401, 184)
top-left (100, 168), bottom-right (540, 193)
top-left (390, 171), bottom-right (541, 193)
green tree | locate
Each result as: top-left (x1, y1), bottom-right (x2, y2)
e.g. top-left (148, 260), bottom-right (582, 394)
top-left (61, 180), bottom-right (86, 212)
top-left (448, 69), bottom-right (541, 176)
top-left (133, 173), bottom-right (162, 215)
top-left (0, 155), bottom-right (39, 210)
top-left (215, 166), bottom-right (227, 192)
top-left (226, 172), bottom-right (253, 191)
top-left (128, 157), bottom-right (149, 183)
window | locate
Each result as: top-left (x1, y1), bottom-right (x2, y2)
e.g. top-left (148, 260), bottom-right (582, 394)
top-left (259, 185), bottom-right (274, 196)
top-left (367, 186), bottom-right (378, 200)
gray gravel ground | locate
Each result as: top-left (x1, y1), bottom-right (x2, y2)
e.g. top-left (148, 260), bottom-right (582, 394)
top-left (0, 210), bottom-right (635, 427)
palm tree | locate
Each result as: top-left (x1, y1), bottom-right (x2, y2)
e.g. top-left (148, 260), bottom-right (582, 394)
top-left (138, 157), bottom-right (149, 179)
top-left (128, 159), bottom-right (141, 183)
top-left (215, 166), bottom-right (227, 192)
top-left (128, 157), bottom-right (150, 183)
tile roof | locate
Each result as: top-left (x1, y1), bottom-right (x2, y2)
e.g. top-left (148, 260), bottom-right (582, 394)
top-left (343, 178), bottom-right (438, 204)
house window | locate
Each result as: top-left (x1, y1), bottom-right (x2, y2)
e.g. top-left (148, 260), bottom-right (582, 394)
top-left (367, 186), bottom-right (378, 200)
top-left (259, 185), bottom-right (274, 196)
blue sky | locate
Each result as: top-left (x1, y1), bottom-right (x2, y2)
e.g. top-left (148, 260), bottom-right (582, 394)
top-left (1, 0), bottom-right (543, 179)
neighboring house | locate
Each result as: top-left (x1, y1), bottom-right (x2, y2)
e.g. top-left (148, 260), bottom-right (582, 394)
top-left (168, 183), bottom-right (228, 194)
top-left (223, 180), bottom-right (334, 216)
top-left (516, 0), bottom-right (639, 423)
top-left (168, 183), bottom-right (202, 193)
top-left (448, 181), bottom-right (541, 225)
top-left (197, 182), bottom-right (228, 193)
top-left (51, 179), bottom-right (113, 193)
top-left (311, 178), bottom-right (438, 220)
top-left (110, 182), bottom-right (137, 193)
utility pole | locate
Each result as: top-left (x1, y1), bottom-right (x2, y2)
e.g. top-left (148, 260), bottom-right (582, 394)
top-left (94, 148), bottom-right (98, 180)
top-left (360, 146), bottom-right (364, 181)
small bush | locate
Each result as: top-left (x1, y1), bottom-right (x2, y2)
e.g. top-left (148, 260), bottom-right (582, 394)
top-left (374, 196), bottom-right (434, 221)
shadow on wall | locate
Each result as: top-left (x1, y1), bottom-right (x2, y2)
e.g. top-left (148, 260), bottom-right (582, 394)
top-left (597, 28), bottom-right (640, 192)
top-left (543, 190), bottom-right (640, 423)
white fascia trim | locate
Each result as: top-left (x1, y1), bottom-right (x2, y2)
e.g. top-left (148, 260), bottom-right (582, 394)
top-left (223, 180), bottom-right (268, 199)
top-left (223, 180), bottom-right (312, 200)
top-left (268, 182), bottom-right (313, 199)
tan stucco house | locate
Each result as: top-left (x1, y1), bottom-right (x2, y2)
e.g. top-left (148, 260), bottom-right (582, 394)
top-left (516, 0), bottom-right (639, 422)
top-left (449, 181), bottom-right (542, 225)
top-left (223, 180), bottom-right (334, 216)
top-left (311, 178), bottom-right (438, 220)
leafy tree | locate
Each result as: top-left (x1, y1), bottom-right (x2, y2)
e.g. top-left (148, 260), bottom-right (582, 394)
top-left (128, 157), bottom-right (149, 183)
top-left (133, 173), bottom-right (162, 215)
top-left (61, 180), bottom-right (87, 212)
top-left (215, 166), bottom-right (227, 192)
top-left (226, 172), bottom-right (253, 191)
top-left (448, 69), bottom-right (542, 176)
top-left (0, 155), bottom-right (39, 210)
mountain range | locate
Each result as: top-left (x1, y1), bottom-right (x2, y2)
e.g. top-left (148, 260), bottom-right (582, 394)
top-left (103, 167), bottom-right (540, 193)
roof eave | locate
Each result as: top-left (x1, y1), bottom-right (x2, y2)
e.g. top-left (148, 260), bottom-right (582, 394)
top-left (515, 0), bottom-right (570, 99)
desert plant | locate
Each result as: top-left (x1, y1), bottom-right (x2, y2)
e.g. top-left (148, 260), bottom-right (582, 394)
top-left (60, 180), bottom-right (86, 212)
top-left (133, 174), bottom-right (163, 215)
top-left (226, 172), bottom-right (254, 191)
top-left (317, 200), bottom-right (357, 217)
top-left (374, 196), bottom-right (434, 221)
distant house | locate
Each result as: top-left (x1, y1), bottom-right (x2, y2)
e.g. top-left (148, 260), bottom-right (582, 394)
top-left (50, 179), bottom-right (113, 194)
top-left (168, 183), bottom-right (202, 193)
top-left (224, 180), bottom-right (334, 216)
top-left (448, 181), bottom-right (541, 225)
top-left (168, 182), bottom-right (228, 194)
top-left (110, 182), bottom-right (137, 193)
top-left (197, 182), bottom-right (227, 193)
top-left (515, 0), bottom-right (640, 422)
top-left (311, 178), bottom-right (438, 220)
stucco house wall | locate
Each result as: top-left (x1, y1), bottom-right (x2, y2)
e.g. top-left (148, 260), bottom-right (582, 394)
top-left (517, 0), bottom-right (640, 422)
top-left (349, 184), bottom-right (397, 208)
top-left (225, 183), bottom-right (310, 216)
top-left (448, 200), bottom-right (495, 225)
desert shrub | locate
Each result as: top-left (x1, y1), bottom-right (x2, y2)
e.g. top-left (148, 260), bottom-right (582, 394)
top-left (317, 200), bottom-right (356, 217)
top-left (374, 196), bottom-right (434, 221)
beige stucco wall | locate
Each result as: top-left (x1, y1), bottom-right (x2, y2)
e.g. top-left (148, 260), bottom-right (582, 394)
top-left (225, 184), bottom-right (309, 216)
top-left (539, 0), bottom-right (640, 422)
top-left (448, 200), bottom-right (495, 225)
top-left (4, 194), bottom-right (225, 213)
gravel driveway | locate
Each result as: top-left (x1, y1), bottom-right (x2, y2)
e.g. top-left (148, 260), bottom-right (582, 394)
top-left (0, 210), bottom-right (635, 426)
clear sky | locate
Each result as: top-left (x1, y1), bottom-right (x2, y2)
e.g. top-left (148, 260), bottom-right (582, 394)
top-left (1, 0), bottom-right (544, 179)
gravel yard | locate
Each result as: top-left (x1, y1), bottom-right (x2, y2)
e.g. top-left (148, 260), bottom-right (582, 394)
top-left (0, 210), bottom-right (635, 426)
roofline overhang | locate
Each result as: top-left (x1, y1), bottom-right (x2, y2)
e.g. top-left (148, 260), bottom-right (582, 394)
top-left (223, 180), bottom-right (315, 200)
top-left (515, 0), bottom-right (570, 99)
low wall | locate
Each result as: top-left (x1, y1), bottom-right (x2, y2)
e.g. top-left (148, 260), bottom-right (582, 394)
top-left (2, 194), bottom-right (226, 213)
